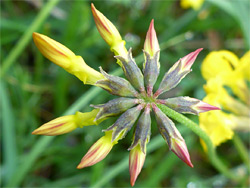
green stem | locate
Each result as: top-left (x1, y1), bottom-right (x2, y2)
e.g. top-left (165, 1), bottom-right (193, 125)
top-left (232, 134), bottom-right (250, 173)
top-left (157, 104), bottom-right (241, 182)
top-left (1, 0), bottom-right (60, 77)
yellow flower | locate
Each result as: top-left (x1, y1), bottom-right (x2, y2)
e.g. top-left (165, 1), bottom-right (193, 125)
top-left (199, 51), bottom-right (250, 147)
top-left (180, 0), bottom-right (204, 10)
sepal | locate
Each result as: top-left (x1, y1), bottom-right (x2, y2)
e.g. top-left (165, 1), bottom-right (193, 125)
top-left (105, 105), bottom-right (144, 142)
top-left (143, 50), bottom-right (160, 96)
top-left (115, 48), bottom-right (145, 93)
top-left (96, 67), bottom-right (138, 97)
top-left (129, 104), bottom-right (151, 153)
top-left (91, 97), bottom-right (140, 121)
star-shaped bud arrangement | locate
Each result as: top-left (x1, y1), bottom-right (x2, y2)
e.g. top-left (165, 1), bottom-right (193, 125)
top-left (32, 4), bottom-right (220, 187)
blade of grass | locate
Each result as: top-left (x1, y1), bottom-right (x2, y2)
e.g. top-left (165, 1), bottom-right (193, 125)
top-left (0, 81), bottom-right (17, 183)
top-left (1, 0), bottom-right (60, 77)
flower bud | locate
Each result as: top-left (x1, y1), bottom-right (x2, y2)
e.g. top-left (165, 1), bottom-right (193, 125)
top-left (33, 32), bottom-right (75, 69)
top-left (144, 19), bottom-right (160, 57)
top-left (155, 48), bottom-right (202, 97)
top-left (91, 3), bottom-right (127, 59)
top-left (152, 104), bottom-right (193, 167)
top-left (105, 105), bottom-right (144, 142)
top-left (158, 96), bottom-right (220, 115)
top-left (33, 32), bottom-right (104, 85)
top-left (77, 130), bottom-right (117, 169)
top-left (32, 115), bottom-right (76, 136)
top-left (91, 97), bottom-right (139, 121)
top-left (96, 67), bottom-right (138, 97)
top-left (129, 144), bottom-right (146, 187)
top-left (170, 137), bottom-right (193, 168)
top-left (32, 109), bottom-right (103, 136)
top-left (129, 104), bottom-right (151, 153)
top-left (115, 48), bottom-right (145, 93)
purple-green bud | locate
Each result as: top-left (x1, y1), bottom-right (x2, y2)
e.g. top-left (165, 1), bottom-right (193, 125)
top-left (129, 104), bottom-right (151, 154)
top-left (143, 50), bottom-right (160, 96)
top-left (158, 96), bottom-right (220, 115)
top-left (91, 97), bottom-right (140, 121)
top-left (152, 103), bottom-right (193, 167)
top-left (115, 48), bottom-right (145, 93)
top-left (154, 59), bottom-right (190, 97)
top-left (105, 104), bottom-right (144, 142)
top-left (96, 67), bottom-right (138, 97)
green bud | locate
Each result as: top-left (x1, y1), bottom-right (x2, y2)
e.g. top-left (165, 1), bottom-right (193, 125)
top-left (96, 67), bottom-right (138, 97)
top-left (115, 48), bottom-right (145, 93)
top-left (143, 50), bottom-right (160, 96)
top-left (91, 97), bottom-right (139, 121)
top-left (152, 104), bottom-right (183, 147)
top-left (105, 105), bottom-right (144, 142)
top-left (154, 60), bottom-right (190, 97)
top-left (129, 104), bottom-right (151, 154)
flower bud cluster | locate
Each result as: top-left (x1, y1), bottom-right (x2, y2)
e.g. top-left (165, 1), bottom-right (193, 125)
top-left (32, 4), bottom-right (220, 186)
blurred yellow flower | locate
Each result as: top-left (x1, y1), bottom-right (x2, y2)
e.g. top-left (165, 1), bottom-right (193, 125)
top-left (199, 50), bottom-right (250, 147)
top-left (180, 0), bottom-right (204, 10)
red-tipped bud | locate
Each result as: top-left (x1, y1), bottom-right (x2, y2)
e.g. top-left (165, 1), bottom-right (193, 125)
top-left (32, 115), bottom-right (76, 136)
top-left (129, 144), bottom-right (146, 186)
top-left (158, 96), bottom-right (220, 115)
top-left (194, 100), bottom-right (221, 113)
top-left (91, 3), bottom-right (127, 60)
top-left (170, 137), bottom-right (193, 168)
top-left (181, 48), bottom-right (203, 70)
top-left (77, 131), bottom-right (116, 169)
top-left (155, 48), bottom-right (203, 96)
top-left (144, 19), bottom-right (160, 57)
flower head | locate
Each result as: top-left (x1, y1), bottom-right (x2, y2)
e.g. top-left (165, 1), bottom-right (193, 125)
top-left (199, 50), bottom-right (250, 148)
top-left (32, 4), bottom-right (219, 186)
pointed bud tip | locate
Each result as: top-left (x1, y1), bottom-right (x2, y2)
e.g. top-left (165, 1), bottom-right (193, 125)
top-left (144, 19), bottom-right (159, 56)
top-left (197, 101), bottom-right (221, 113)
top-left (171, 138), bottom-right (193, 168)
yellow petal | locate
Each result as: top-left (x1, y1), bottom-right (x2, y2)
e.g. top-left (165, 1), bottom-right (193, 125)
top-left (32, 115), bottom-right (77, 136)
top-left (33, 32), bottom-right (104, 85)
top-left (199, 95), bottom-right (235, 147)
top-left (32, 109), bottom-right (105, 136)
top-left (238, 51), bottom-right (250, 81)
top-left (201, 50), bottom-right (239, 81)
top-left (77, 130), bottom-right (116, 169)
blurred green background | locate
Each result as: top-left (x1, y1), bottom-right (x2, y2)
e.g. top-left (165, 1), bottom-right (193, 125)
top-left (1, 0), bottom-right (249, 187)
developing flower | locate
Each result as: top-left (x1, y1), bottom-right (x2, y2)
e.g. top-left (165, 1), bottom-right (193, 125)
top-left (32, 4), bottom-right (219, 186)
